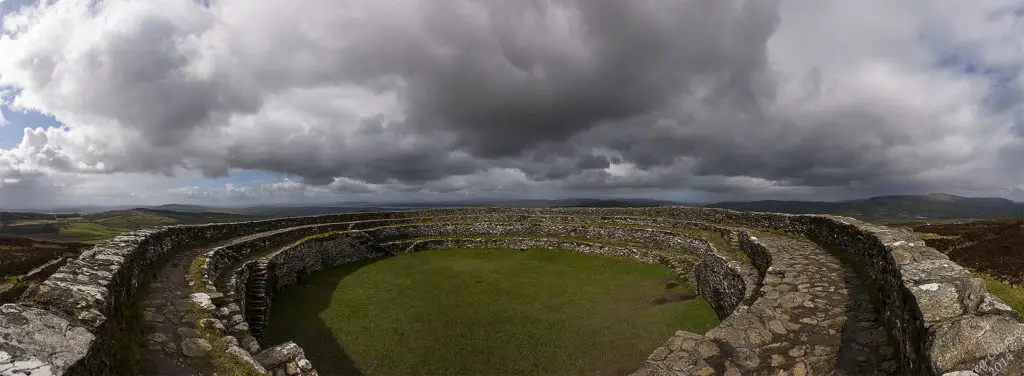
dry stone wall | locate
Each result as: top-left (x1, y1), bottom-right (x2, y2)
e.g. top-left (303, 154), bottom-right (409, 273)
top-left (0, 207), bottom-right (1021, 375)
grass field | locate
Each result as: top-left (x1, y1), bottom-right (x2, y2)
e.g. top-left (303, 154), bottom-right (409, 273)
top-left (264, 248), bottom-right (719, 376)
top-left (57, 221), bottom-right (127, 243)
top-left (1, 209), bottom-right (264, 244)
top-left (978, 273), bottom-right (1024, 322)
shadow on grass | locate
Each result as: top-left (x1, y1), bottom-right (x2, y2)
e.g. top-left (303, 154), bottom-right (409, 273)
top-left (265, 259), bottom-right (382, 376)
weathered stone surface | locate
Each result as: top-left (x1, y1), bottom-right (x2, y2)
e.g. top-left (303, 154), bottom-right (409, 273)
top-left (0, 304), bottom-right (94, 375)
top-left (226, 345), bottom-right (268, 374)
top-left (929, 315), bottom-right (1024, 373)
top-left (189, 293), bottom-right (216, 312)
top-left (175, 327), bottom-right (202, 338)
top-left (254, 342), bottom-right (306, 369)
top-left (910, 282), bottom-right (966, 324)
top-left (901, 260), bottom-right (974, 284)
top-left (199, 318), bottom-right (225, 332)
top-left (180, 338), bottom-right (212, 358)
top-left (978, 293), bottom-right (1022, 321)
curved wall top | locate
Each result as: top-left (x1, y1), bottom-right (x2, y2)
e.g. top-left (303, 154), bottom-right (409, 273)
top-left (0, 207), bottom-right (1019, 375)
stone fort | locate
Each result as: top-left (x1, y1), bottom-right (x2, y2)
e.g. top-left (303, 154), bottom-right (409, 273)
top-left (0, 207), bottom-right (1021, 375)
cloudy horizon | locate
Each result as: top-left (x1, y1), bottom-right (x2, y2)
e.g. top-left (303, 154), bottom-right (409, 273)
top-left (1, 0), bottom-right (1023, 209)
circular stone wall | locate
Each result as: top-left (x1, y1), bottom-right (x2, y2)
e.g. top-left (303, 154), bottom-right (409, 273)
top-left (5, 207), bottom-right (1023, 376)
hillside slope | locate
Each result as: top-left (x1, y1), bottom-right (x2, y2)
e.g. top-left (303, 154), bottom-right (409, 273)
top-left (1, 208), bottom-right (264, 243)
top-left (708, 193), bottom-right (1024, 222)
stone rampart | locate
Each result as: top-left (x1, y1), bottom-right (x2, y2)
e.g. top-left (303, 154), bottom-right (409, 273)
top-left (0, 207), bottom-right (1021, 375)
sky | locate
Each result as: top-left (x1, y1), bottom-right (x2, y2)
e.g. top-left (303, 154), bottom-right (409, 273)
top-left (1, 0), bottom-right (1024, 209)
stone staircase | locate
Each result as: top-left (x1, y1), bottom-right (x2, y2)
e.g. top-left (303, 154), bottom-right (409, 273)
top-left (245, 258), bottom-right (270, 339)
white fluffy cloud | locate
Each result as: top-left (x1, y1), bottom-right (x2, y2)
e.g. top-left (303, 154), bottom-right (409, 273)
top-left (0, 0), bottom-right (1022, 207)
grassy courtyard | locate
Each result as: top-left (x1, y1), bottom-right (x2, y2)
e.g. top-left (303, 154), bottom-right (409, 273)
top-left (264, 248), bottom-right (719, 376)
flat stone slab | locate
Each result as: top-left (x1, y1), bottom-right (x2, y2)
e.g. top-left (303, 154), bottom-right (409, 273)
top-left (0, 304), bottom-right (94, 375)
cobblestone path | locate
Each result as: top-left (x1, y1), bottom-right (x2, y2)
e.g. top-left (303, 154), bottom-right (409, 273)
top-left (137, 226), bottom-right (312, 376)
top-left (636, 234), bottom-right (899, 375)
top-left (139, 247), bottom-right (216, 376)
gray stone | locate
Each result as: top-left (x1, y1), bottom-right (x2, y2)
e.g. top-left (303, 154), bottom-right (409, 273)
top-left (242, 335), bottom-right (261, 354)
top-left (143, 311), bottom-right (165, 323)
top-left (176, 327), bottom-right (203, 338)
top-left (648, 347), bottom-right (669, 361)
top-left (189, 293), bottom-right (216, 312)
top-left (199, 318), bottom-right (225, 332)
top-left (207, 292), bottom-right (227, 305)
top-left (910, 282), bottom-right (965, 324)
top-left (221, 335), bottom-right (240, 347)
top-left (227, 344), bottom-right (269, 374)
top-left (733, 347), bottom-right (760, 370)
top-left (255, 341), bottom-right (306, 369)
top-left (929, 315), bottom-right (1024, 373)
top-left (978, 293), bottom-right (1022, 321)
top-left (0, 304), bottom-right (94, 375)
top-left (180, 338), bottom-right (213, 358)
top-left (900, 260), bottom-right (973, 284)
top-left (696, 341), bottom-right (720, 359)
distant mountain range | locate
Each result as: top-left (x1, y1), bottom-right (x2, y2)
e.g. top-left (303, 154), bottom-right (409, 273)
top-left (9, 194), bottom-right (1023, 225)
top-left (167, 194), bottom-right (1024, 222)
top-left (707, 193), bottom-right (1024, 222)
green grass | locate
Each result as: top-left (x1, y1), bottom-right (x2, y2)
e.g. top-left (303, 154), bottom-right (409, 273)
top-left (58, 222), bottom-right (127, 243)
top-left (187, 256), bottom-right (212, 293)
top-left (42, 209), bottom-right (262, 244)
top-left (913, 232), bottom-right (959, 240)
top-left (90, 211), bottom-right (177, 229)
top-left (265, 248), bottom-right (719, 376)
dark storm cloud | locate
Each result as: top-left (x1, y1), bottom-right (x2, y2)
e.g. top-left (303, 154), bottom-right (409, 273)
top-left (2, 0), bottom-right (1024, 204)
top-left (376, 0), bottom-right (781, 158)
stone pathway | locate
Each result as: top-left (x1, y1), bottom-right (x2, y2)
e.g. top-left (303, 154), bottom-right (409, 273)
top-left (138, 225), bottom-right (326, 376)
top-left (140, 248), bottom-right (214, 375)
top-left (635, 234), bottom-right (899, 375)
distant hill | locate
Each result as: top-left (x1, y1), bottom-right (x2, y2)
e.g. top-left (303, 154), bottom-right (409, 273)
top-left (2, 208), bottom-right (264, 244)
top-left (230, 198), bottom-right (688, 216)
top-left (0, 212), bottom-right (82, 222)
top-left (708, 193), bottom-right (1024, 223)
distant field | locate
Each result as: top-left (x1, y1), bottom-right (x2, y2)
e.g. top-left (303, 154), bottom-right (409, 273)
top-left (0, 235), bottom-right (86, 277)
top-left (265, 248), bottom-right (719, 376)
top-left (913, 219), bottom-right (1024, 320)
top-left (913, 219), bottom-right (1024, 283)
top-left (0, 235), bottom-right (89, 302)
top-left (1, 209), bottom-right (264, 244)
